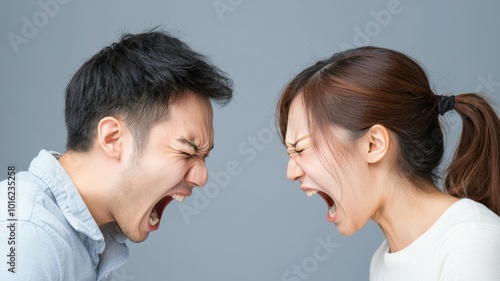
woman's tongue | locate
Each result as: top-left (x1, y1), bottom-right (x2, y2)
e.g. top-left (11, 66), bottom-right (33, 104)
top-left (317, 191), bottom-right (336, 218)
top-left (328, 203), bottom-right (337, 218)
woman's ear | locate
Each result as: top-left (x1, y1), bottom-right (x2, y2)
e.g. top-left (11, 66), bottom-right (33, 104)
top-left (96, 117), bottom-right (125, 160)
top-left (364, 124), bottom-right (390, 164)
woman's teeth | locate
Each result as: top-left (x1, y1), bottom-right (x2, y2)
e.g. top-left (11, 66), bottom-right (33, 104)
top-left (329, 205), bottom-right (337, 217)
top-left (304, 190), bottom-right (336, 218)
top-left (306, 190), bottom-right (318, 197)
top-left (172, 194), bottom-right (186, 202)
top-left (149, 209), bottom-right (159, 226)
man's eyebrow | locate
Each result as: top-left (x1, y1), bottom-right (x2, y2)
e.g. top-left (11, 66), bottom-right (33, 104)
top-left (177, 138), bottom-right (214, 153)
top-left (177, 138), bottom-right (198, 152)
top-left (286, 135), bottom-right (311, 148)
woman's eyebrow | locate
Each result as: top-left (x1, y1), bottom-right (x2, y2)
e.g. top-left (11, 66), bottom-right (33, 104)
top-left (286, 135), bottom-right (311, 148)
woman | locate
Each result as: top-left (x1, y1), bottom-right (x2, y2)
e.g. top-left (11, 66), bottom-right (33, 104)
top-left (277, 46), bottom-right (500, 280)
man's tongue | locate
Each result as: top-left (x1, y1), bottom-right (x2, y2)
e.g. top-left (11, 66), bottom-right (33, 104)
top-left (148, 196), bottom-right (171, 228)
top-left (149, 194), bottom-right (185, 227)
top-left (150, 208), bottom-right (160, 226)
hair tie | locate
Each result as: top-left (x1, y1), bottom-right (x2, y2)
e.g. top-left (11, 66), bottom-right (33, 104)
top-left (437, 95), bottom-right (455, 115)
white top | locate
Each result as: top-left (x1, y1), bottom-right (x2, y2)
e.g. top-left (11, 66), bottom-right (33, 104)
top-left (370, 198), bottom-right (500, 281)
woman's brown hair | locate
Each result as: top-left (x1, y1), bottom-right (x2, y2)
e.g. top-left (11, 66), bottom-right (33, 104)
top-left (278, 46), bottom-right (500, 215)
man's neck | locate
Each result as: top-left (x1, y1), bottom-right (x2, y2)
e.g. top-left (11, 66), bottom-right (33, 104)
top-left (58, 150), bottom-right (114, 226)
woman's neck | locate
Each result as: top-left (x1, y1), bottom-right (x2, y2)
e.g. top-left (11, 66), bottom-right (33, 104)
top-left (372, 181), bottom-right (459, 253)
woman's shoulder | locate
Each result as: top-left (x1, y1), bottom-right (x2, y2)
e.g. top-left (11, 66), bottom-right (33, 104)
top-left (435, 199), bottom-right (500, 279)
top-left (437, 198), bottom-right (500, 246)
top-left (444, 198), bottom-right (500, 226)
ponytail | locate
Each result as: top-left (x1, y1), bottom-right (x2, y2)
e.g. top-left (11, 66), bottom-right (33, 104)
top-left (445, 93), bottom-right (500, 216)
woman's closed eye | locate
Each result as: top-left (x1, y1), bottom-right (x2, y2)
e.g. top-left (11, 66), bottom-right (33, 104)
top-left (287, 146), bottom-right (307, 158)
top-left (286, 136), bottom-right (311, 157)
top-left (295, 147), bottom-right (305, 153)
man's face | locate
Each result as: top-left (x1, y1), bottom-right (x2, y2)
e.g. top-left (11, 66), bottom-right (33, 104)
top-left (112, 92), bottom-right (214, 242)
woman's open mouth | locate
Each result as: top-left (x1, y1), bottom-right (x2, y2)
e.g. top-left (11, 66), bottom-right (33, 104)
top-left (318, 191), bottom-right (337, 222)
top-left (303, 188), bottom-right (337, 222)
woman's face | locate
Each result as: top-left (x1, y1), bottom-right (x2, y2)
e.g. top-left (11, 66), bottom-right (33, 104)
top-left (285, 95), bottom-right (380, 236)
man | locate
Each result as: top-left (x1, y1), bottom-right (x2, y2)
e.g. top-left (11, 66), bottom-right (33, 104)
top-left (0, 30), bottom-right (233, 280)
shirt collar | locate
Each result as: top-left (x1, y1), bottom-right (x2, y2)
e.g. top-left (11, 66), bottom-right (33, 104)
top-left (29, 149), bottom-right (104, 242)
top-left (29, 149), bottom-right (129, 275)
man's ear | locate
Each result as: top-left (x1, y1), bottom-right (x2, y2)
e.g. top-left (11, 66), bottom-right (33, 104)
top-left (96, 117), bottom-right (125, 160)
top-left (364, 124), bottom-right (390, 164)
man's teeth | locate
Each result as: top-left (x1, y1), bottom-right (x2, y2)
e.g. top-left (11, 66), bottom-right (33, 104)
top-left (172, 194), bottom-right (186, 202)
top-left (329, 204), bottom-right (337, 217)
top-left (306, 190), bottom-right (318, 197)
top-left (149, 209), bottom-right (159, 226)
top-left (149, 194), bottom-right (186, 226)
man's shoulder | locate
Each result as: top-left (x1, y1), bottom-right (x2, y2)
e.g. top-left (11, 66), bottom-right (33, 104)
top-left (1, 170), bottom-right (77, 241)
top-left (2, 170), bottom-right (58, 217)
top-left (0, 170), bottom-right (97, 280)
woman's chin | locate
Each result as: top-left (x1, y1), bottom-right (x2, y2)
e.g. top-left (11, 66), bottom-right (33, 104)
top-left (334, 222), bottom-right (357, 237)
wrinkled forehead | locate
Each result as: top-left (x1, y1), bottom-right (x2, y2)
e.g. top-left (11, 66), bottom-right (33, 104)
top-left (285, 94), bottom-right (352, 150)
top-left (172, 92), bottom-right (213, 117)
top-left (168, 92), bottom-right (214, 138)
top-left (285, 95), bottom-right (310, 141)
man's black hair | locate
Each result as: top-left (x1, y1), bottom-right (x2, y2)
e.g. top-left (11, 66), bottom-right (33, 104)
top-left (65, 29), bottom-right (233, 152)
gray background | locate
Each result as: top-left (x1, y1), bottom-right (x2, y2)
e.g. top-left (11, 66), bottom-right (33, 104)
top-left (1, 1), bottom-right (500, 280)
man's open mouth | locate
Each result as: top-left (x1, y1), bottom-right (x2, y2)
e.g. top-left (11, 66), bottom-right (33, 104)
top-left (149, 194), bottom-right (188, 228)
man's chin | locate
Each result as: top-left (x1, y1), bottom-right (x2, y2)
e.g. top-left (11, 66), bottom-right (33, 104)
top-left (127, 233), bottom-right (149, 243)
top-left (120, 227), bottom-right (150, 243)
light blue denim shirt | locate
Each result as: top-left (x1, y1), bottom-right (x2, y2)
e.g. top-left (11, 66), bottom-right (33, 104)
top-left (0, 150), bottom-right (129, 280)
